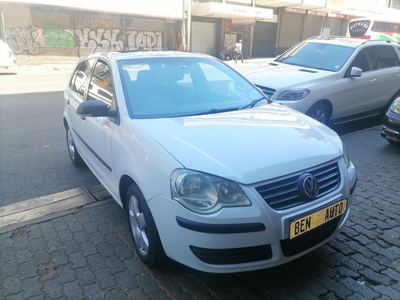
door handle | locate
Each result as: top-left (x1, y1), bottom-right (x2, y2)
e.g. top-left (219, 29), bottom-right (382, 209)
top-left (66, 99), bottom-right (70, 105)
top-left (369, 78), bottom-right (376, 83)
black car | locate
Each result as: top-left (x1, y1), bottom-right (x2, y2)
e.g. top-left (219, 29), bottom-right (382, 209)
top-left (381, 96), bottom-right (400, 145)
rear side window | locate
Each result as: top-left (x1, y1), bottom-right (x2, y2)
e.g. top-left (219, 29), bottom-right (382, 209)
top-left (69, 59), bottom-right (95, 100)
top-left (375, 45), bottom-right (400, 69)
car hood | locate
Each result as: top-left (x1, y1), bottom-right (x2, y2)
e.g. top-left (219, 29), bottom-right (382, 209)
top-left (243, 62), bottom-right (334, 90)
top-left (135, 104), bottom-right (342, 184)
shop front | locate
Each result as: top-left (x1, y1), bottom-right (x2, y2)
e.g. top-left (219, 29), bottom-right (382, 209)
top-left (190, 1), bottom-right (274, 58)
top-left (276, 7), bottom-right (348, 55)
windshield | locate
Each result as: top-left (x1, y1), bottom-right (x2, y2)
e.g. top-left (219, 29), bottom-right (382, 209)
top-left (276, 41), bottom-right (355, 72)
top-left (118, 57), bottom-right (265, 119)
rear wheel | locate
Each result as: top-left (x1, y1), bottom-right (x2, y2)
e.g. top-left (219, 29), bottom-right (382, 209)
top-left (306, 103), bottom-right (331, 125)
top-left (66, 125), bottom-right (84, 167)
top-left (126, 183), bottom-right (165, 267)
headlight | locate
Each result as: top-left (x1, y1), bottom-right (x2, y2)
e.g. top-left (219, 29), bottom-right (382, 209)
top-left (276, 89), bottom-right (310, 101)
top-left (171, 169), bottom-right (251, 214)
top-left (390, 97), bottom-right (400, 114)
top-left (342, 141), bottom-right (351, 169)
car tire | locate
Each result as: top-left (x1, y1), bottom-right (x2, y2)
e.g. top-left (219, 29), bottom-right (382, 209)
top-left (66, 125), bottom-right (84, 167)
top-left (306, 103), bottom-right (331, 125)
top-left (126, 183), bottom-right (165, 267)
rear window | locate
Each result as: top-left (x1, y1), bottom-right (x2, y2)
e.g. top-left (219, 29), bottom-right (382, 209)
top-left (349, 20), bottom-right (371, 37)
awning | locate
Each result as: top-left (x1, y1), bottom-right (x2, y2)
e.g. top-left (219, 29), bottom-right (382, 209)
top-left (191, 2), bottom-right (274, 20)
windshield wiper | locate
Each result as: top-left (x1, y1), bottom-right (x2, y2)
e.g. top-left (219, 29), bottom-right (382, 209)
top-left (240, 97), bottom-right (267, 110)
top-left (191, 107), bottom-right (239, 116)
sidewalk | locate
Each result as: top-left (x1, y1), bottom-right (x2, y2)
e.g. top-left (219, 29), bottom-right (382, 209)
top-left (0, 126), bottom-right (399, 300)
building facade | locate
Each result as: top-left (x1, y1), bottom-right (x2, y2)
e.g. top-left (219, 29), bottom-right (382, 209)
top-left (0, 0), bottom-right (184, 64)
top-left (0, 0), bottom-right (399, 64)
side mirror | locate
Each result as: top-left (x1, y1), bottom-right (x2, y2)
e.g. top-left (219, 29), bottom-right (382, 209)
top-left (346, 66), bottom-right (362, 78)
top-left (76, 100), bottom-right (112, 117)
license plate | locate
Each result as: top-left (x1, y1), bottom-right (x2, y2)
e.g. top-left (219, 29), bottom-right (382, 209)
top-left (290, 199), bottom-right (347, 239)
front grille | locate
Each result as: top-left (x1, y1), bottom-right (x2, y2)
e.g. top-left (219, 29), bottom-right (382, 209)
top-left (255, 84), bottom-right (276, 98)
top-left (280, 218), bottom-right (340, 257)
top-left (256, 162), bottom-right (340, 210)
top-left (190, 244), bottom-right (272, 265)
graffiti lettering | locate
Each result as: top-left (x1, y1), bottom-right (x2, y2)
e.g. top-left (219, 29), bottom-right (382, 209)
top-left (127, 31), bottom-right (162, 50)
top-left (75, 28), bottom-right (125, 56)
top-left (5, 26), bottom-right (41, 55)
top-left (5, 23), bottom-right (164, 57)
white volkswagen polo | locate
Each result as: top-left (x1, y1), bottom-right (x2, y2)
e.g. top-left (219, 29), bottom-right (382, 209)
top-left (63, 51), bottom-right (357, 273)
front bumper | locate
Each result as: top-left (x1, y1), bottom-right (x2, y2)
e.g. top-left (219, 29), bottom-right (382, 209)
top-left (148, 159), bottom-right (357, 273)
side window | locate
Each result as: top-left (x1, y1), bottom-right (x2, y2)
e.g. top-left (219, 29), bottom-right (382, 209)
top-left (87, 60), bottom-right (114, 106)
top-left (69, 59), bottom-right (95, 100)
top-left (349, 48), bottom-right (373, 73)
top-left (375, 45), bottom-right (400, 69)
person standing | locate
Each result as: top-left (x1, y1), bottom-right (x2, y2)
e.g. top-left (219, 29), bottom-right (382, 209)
top-left (235, 40), bottom-right (243, 64)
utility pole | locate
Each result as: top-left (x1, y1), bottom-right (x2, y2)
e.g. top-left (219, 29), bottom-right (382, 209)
top-left (0, 12), bottom-right (5, 41)
top-left (186, 0), bottom-right (191, 51)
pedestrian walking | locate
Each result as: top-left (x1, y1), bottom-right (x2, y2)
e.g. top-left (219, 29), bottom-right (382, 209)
top-left (235, 40), bottom-right (243, 64)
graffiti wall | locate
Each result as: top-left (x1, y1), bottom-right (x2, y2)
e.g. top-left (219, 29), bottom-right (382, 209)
top-left (2, 6), bottom-right (171, 58)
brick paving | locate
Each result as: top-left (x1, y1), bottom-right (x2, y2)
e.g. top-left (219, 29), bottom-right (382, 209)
top-left (0, 122), bottom-right (399, 297)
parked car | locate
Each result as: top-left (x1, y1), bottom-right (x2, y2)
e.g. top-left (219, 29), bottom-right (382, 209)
top-left (0, 39), bottom-right (16, 69)
top-left (63, 50), bottom-right (357, 273)
top-left (381, 95), bottom-right (400, 145)
top-left (243, 37), bottom-right (400, 125)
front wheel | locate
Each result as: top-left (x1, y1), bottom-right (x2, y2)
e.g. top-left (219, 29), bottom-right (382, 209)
top-left (126, 183), bottom-right (165, 267)
top-left (306, 103), bottom-right (331, 125)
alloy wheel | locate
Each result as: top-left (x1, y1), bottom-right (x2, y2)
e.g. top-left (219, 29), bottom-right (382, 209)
top-left (128, 195), bottom-right (149, 256)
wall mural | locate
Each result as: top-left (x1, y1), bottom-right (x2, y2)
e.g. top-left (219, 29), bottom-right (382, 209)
top-left (4, 22), bottom-right (163, 56)
top-left (43, 22), bottom-right (75, 48)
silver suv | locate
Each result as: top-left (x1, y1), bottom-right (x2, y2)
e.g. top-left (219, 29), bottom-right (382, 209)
top-left (244, 37), bottom-right (400, 125)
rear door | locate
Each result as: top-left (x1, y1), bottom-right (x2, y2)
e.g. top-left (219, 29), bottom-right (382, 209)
top-left (372, 45), bottom-right (400, 107)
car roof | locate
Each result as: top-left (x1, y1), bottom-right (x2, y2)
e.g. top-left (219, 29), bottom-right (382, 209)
top-left (83, 51), bottom-right (213, 62)
top-left (305, 36), bottom-right (400, 48)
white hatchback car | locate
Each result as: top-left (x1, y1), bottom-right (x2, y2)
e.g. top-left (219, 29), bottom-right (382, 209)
top-left (244, 37), bottom-right (400, 125)
top-left (0, 39), bottom-right (16, 68)
top-left (63, 51), bottom-right (357, 273)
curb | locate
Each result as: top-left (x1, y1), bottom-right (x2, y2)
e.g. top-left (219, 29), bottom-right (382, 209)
top-left (0, 185), bottom-right (112, 234)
